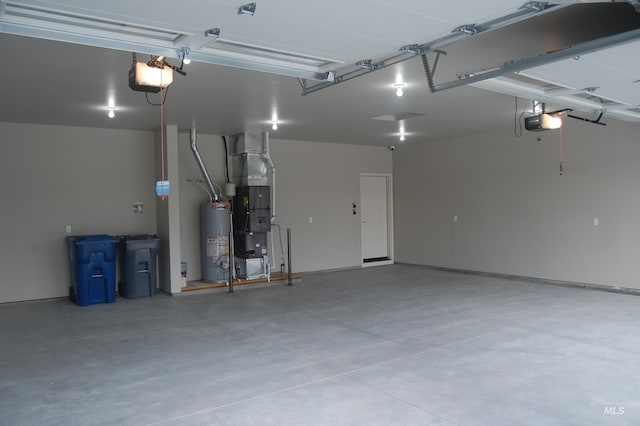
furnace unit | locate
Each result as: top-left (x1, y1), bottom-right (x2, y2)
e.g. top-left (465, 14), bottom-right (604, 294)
top-left (229, 133), bottom-right (273, 280)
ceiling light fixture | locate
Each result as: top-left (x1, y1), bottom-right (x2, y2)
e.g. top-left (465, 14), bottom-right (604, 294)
top-left (129, 51), bottom-right (189, 93)
top-left (393, 83), bottom-right (405, 97)
top-left (129, 62), bottom-right (173, 92)
top-left (399, 123), bottom-right (406, 141)
top-left (525, 113), bottom-right (563, 131)
top-left (238, 2), bottom-right (257, 15)
top-left (541, 113), bottom-right (563, 129)
top-left (179, 47), bottom-right (191, 65)
top-left (105, 98), bottom-right (116, 118)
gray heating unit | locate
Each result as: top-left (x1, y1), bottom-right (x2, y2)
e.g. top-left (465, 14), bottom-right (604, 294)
top-left (229, 132), bottom-right (273, 280)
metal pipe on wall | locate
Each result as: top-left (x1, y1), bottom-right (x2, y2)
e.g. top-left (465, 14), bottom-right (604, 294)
top-left (263, 132), bottom-right (276, 222)
top-left (228, 211), bottom-right (235, 293)
top-left (264, 132), bottom-right (278, 270)
top-left (190, 128), bottom-right (219, 201)
top-left (287, 228), bottom-right (292, 286)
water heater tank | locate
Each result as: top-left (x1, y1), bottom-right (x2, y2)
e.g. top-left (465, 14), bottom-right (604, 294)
top-left (201, 202), bottom-right (231, 282)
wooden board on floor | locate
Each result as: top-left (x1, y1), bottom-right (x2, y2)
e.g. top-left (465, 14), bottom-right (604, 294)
top-left (181, 272), bottom-right (302, 292)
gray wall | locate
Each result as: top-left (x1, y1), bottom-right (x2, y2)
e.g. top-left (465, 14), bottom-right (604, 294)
top-left (394, 118), bottom-right (640, 289)
top-left (268, 139), bottom-right (392, 273)
top-left (0, 123), bottom-right (157, 303)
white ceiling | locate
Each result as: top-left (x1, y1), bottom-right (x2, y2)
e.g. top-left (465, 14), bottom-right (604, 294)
top-left (1, 0), bottom-right (639, 145)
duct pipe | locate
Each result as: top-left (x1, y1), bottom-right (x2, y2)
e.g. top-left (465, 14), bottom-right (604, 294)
top-left (190, 128), bottom-right (219, 202)
top-left (264, 132), bottom-right (277, 270)
top-left (263, 132), bottom-right (276, 222)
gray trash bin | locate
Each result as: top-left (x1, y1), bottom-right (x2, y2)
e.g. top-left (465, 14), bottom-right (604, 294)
top-left (119, 235), bottom-right (160, 299)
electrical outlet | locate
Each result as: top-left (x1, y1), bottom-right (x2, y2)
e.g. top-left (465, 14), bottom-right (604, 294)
top-left (65, 225), bottom-right (72, 234)
top-left (453, 215), bottom-right (458, 223)
top-left (593, 217), bottom-right (599, 226)
top-left (309, 217), bottom-right (313, 224)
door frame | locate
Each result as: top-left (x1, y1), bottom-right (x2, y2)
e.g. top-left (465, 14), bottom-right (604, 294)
top-left (360, 173), bottom-right (394, 268)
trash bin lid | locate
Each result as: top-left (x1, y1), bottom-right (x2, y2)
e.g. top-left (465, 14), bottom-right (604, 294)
top-left (124, 234), bottom-right (159, 240)
top-left (66, 235), bottom-right (120, 245)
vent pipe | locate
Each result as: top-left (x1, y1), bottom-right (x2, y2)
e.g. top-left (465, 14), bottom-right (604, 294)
top-left (263, 132), bottom-right (276, 222)
top-left (190, 128), bottom-right (219, 202)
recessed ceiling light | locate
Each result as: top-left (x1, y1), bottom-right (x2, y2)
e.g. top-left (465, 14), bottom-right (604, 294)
top-left (399, 123), bottom-right (407, 142)
top-left (393, 83), bottom-right (406, 97)
top-left (106, 101), bottom-right (117, 118)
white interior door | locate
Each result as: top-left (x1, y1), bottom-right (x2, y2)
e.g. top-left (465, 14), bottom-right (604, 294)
top-left (361, 174), bottom-right (390, 262)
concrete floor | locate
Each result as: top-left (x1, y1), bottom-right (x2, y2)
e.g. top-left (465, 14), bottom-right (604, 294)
top-left (1, 264), bottom-right (639, 426)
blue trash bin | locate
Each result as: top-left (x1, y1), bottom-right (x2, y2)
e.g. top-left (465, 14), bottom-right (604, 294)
top-left (66, 235), bottom-right (120, 306)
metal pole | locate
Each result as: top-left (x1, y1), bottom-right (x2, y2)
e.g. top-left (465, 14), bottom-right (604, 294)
top-left (228, 210), bottom-right (234, 294)
top-left (287, 228), bottom-right (293, 286)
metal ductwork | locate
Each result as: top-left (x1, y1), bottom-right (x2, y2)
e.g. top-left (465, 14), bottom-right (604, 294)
top-left (229, 132), bottom-right (269, 186)
top-left (190, 128), bottom-right (218, 202)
